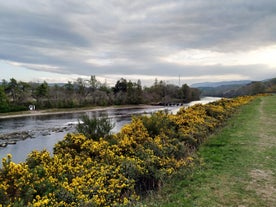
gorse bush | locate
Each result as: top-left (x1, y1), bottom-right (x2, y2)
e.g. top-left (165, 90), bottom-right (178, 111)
top-left (0, 96), bottom-right (256, 206)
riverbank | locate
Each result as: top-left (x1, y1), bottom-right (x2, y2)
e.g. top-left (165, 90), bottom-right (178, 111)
top-left (0, 104), bottom-right (162, 149)
top-left (0, 104), bottom-right (159, 120)
top-left (140, 95), bottom-right (276, 206)
top-left (0, 97), bottom-right (221, 165)
top-left (0, 97), bottom-right (222, 120)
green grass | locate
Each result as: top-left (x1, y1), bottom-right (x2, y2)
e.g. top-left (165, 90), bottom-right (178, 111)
top-left (138, 95), bottom-right (276, 207)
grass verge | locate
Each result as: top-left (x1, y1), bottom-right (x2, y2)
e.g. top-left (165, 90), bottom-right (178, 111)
top-left (138, 95), bottom-right (276, 207)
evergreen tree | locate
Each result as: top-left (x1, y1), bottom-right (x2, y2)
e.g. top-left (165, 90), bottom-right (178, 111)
top-left (0, 86), bottom-right (9, 112)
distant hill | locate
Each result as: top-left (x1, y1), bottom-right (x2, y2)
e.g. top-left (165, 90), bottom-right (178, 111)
top-left (194, 78), bottom-right (276, 97)
top-left (191, 80), bottom-right (252, 88)
top-left (197, 85), bottom-right (243, 97)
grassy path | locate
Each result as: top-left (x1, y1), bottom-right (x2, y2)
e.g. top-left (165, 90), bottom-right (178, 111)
top-left (141, 95), bottom-right (276, 207)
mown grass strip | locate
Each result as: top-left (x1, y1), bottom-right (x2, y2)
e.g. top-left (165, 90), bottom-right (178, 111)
top-left (140, 95), bottom-right (276, 207)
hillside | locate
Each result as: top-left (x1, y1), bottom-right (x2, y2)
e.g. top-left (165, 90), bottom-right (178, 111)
top-left (196, 78), bottom-right (276, 97)
top-left (191, 80), bottom-right (252, 88)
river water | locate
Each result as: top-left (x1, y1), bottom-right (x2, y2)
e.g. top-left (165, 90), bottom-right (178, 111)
top-left (0, 97), bottom-right (220, 164)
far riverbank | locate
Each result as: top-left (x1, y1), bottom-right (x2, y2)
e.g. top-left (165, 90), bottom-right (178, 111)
top-left (0, 104), bottom-right (160, 120)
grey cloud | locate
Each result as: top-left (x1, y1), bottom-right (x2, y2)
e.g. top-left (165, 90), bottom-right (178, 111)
top-left (0, 0), bottom-right (276, 83)
top-left (0, 7), bottom-right (88, 47)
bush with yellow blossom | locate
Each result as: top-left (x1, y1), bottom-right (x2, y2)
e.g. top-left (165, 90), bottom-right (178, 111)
top-left (0, 95), bottom-right (256, 206)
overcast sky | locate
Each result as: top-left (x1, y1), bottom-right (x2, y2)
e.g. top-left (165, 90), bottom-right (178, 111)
top-left (1, 0), bottom-right (276, 86)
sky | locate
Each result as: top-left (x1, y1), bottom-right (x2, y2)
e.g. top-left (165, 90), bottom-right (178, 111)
top-left (1, 0), bottom-right (276, 86)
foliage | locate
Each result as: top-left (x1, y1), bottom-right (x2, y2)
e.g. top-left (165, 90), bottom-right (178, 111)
top-left (0, 76), bottom-right (200, 113)
top-left (0, 86), bottom-right (9, 112)
top-left (35, 81), bottom-right (49, 98)
top-left (0, 96), bottom-right (257, 206)
top-left (140, 95), bottom-right (276, 207)
top-left (143, 80), bottom-right (200, 104)
top-left (75, 114), bottom-right (114, 141)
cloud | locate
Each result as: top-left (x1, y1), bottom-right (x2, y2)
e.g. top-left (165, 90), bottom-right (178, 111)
top-left (0, 0), bottom-right (276, 85)
top-left (161, 45), bottom-right (276, 67)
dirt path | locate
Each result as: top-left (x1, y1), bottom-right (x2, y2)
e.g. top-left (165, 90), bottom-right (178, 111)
top-left (245, 96), bottom-right (276, 206)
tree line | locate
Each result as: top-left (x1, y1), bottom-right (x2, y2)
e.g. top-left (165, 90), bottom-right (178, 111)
top-left (0, 76), bottom-right (200, 113)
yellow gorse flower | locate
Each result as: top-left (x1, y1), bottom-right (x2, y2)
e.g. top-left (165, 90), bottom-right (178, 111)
top-left (0, 95), bottom-right (256, 206)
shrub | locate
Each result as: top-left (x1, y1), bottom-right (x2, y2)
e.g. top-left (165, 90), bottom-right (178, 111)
top-left (76, 114), bottom-right (114, 141)
top-left (0, 96), bottom-right (256, 206)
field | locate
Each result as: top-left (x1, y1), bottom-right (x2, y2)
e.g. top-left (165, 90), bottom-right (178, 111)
top-left (140, 95), bottom-right (276, 206)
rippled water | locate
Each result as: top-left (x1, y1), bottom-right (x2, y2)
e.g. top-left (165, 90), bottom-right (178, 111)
top-left (0, 97), bottom-right (220, 164)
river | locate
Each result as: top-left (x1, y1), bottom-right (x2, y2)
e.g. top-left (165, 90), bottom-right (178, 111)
top-left (0, 97), bottom-right (220, 164)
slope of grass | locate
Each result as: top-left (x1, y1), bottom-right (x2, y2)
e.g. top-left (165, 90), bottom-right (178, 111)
top-left (139, 95), bottom-right (276, 207)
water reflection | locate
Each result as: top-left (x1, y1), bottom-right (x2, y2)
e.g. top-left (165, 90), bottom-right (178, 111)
top-left (0, 107), bottom-right (166, 164)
